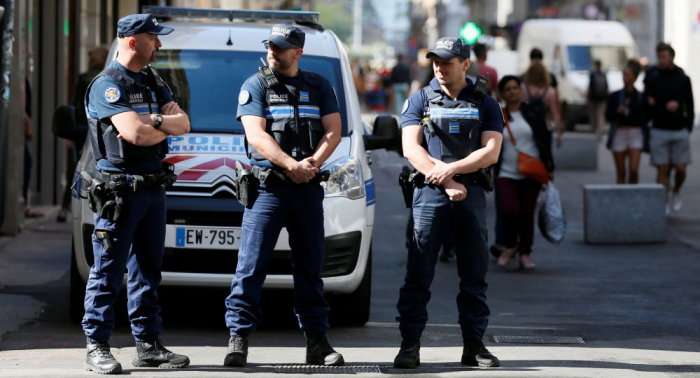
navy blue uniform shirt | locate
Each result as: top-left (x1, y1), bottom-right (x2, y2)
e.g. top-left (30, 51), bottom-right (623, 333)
top-left (401, 77), bottom-right (504, 135)
top-left (87, 60), bottom-right (173, 174)
top-left (236, 72), bottom-right (339, 121)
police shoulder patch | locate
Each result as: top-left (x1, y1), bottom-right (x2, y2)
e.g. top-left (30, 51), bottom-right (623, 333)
top-left (401, 99), bottom-right (409, 114)
top-left (239, 90), bottom-right (251, 105)
top-left (104, 87), bottom-right (121, 103)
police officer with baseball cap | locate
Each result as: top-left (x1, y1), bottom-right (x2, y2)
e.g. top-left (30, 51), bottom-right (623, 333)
top-left (81, 13), bottom-right (190, 374)
top-left (223, 24), bottom-right (344, 368)
top-left (393, 37), bottom-right (503, 369)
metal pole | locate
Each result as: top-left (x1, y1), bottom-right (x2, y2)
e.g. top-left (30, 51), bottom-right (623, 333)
top-left (2, 0), bottom-right (26, 235)
top-left (352, 0), bottom-right (362, 52)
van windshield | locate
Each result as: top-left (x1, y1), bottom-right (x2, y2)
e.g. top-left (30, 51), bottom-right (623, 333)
top-left (151, 50), bottom-right (348, 135)
top-left (567, 46), bottom-right (634, 71)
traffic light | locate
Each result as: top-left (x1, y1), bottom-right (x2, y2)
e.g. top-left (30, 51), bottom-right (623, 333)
top-left (459, 22), bottom-right (482, 44)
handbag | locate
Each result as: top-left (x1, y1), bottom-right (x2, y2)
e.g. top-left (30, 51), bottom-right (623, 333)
top-left (503, 108), bottom-right (549, 184)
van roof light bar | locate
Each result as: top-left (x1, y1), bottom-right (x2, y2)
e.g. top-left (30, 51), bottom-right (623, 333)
top-left (143, 6), bottom-right (320, 25)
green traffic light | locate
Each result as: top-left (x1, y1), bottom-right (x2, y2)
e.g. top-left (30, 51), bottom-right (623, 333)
top-left (459, 22), bottom-right (482, 44)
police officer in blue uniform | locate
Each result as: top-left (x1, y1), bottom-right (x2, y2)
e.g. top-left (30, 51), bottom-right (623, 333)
top-left (223, 24), bottom-right (343, 367)
top-left (81, 14), bottom-right (191, 374)
top-left (394, 37), bottom-right (504, 369)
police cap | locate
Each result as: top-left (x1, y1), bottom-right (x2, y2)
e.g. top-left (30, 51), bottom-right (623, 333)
top-left (263, 24), bottom-right (305, 49)
top-left (426, 37), bottom-right (470, 60)
top-left (117, 14), bottom-right (174, 38)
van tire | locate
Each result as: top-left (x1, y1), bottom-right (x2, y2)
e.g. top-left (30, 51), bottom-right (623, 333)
top-left (330, 247), bottom-right (371, 326)
top-left (70, 240), bottom-right (86, 324)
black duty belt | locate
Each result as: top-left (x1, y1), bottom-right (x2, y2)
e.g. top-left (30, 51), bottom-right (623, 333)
top-left (250, 166), bottom-right (330, 185)
top-left (413, 172), bottom-right (480, 188)
top-left (98, 171), bottom-right (167, 191)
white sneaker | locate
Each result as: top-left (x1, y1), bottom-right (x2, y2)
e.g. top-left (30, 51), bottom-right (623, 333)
top-left (672, 192), bottom-right (683, 212)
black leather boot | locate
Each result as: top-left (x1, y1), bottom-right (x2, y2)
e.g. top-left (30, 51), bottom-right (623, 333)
top-left (393, 338), bottom-right (420, 369)
top-left (132, 340), bottom-right (190, 368)
top-left (223, 335), bottom-right (248, 367)
top-left (84, 342), bottom-right (122, 374)
top-left (306, 335), bottom-right (344, 366)
top-left (461, 339), bottom-right (500, 367)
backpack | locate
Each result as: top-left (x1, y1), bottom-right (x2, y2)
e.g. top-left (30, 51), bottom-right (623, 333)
top-left (589, 71), bottom-right (608, 101)
top-left (524, 84), bottom-right (547, 120)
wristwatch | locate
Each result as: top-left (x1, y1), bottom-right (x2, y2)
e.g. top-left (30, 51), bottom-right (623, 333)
top-left (153, 114), bottom-right (164, 129)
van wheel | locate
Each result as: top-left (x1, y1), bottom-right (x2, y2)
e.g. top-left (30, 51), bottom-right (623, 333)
top-left (330, 247), bottom-right (371, 326)
top-left (69, 240), bottom-right (86, 324)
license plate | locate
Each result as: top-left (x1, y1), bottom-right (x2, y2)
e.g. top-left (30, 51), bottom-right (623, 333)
top-left (165, 226), bottom-right (241, 250)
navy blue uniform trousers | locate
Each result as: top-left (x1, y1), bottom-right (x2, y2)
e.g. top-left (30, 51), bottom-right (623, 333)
top-left (225, 182), bottom-right (329, 337)
top-left (82, 184), bottom-right (166, 343)
top-left (397, 184), bottom-right (490, 340)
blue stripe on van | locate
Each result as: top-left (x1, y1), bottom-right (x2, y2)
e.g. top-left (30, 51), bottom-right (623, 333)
top-left (365, 178), bottom-right (375, 206)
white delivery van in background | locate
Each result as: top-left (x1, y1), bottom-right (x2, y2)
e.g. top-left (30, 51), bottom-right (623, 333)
top-left (516, 19), bottom-right (639, 130)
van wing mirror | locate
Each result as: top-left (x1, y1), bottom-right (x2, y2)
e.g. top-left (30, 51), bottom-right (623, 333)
top-left (52, 105), bottom-right (88, 141)
top-left (363, 115), bottom-right (401, 153)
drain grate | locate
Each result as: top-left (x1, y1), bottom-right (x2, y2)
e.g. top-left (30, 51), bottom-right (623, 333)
top-left (273, 364), bottom-right (381, 374)
top-left (493, 335), bottom-right (585, 344)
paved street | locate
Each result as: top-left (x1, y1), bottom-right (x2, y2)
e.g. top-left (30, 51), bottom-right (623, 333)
top-left (1, 126), bottom-right (700, 377)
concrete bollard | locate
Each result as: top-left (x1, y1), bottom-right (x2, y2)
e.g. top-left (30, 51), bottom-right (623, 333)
top-left (584, 184), bottom-right (666, 244)
top-left (553, 133), bottom-right (598, 170)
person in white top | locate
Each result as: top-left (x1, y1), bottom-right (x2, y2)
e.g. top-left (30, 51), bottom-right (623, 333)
top-left (495, 75), bottom-right (554, 270)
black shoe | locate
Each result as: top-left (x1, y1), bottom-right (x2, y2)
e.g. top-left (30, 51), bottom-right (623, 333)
top-left (461, 339), bottom-right (500, 367)
top-left (490, 245), bottom-right (503, 259)
top-left (56, 210), bottom-right (68, 223)
top-left (393, 338), bottom-right (420, 369)
top-left (223, 335), bottom-right (248, 367)
top-left (84, 342), bottom-right (122, 375)
top-left (439, 247), bottom-right (455, 262)
top-left (306, 335), bottom-right (344, 366)
top-left (132, 340), bottom-right (189, 368)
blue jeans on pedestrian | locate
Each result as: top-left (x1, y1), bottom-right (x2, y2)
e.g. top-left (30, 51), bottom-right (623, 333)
top-left (82, 185), bottom-right (166, 344)
top-left (397, 184), bottom-right (490, 340)
top-left (393, 83), bottom-right (409, 115)
top-left (225, 181), bottom-right (329, 337)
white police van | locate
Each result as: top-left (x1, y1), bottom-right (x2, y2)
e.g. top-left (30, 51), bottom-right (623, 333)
top-left (57, 7), bottom-right (399, 326)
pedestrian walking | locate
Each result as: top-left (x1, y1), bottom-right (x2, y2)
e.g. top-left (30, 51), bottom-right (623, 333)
top-left (521, 60), bottom-right (564, 147)
top-left (643, 42), bottom-right (694, 214)
top-left (225, 24), bottom-right (343, 368)
top-left (588, 60), bottom-right (609, 137)
top-left (391, 54), bottom-right (412, 115)
top-left (81, 13), bottom-right (191, 374)
top-left (394, 37), bottom-right (503, 369)
top-left (605, 59), bottom-right (647, 184)
top-left (495, 75), bottom-right (554, 270)
top-left (57, 46), bottom-right (109, 222)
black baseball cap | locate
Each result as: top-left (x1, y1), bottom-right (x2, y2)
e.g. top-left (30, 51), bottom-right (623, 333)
top-left (426, 37), bottom-right (470, 60)
top-left (263, 24), bottom-right (305, 49)
top-left (117, 14), bottom-right (174, 38)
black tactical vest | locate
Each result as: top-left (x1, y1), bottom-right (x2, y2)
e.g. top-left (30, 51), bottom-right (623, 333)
top-left (247, 71), bottom-right (325, 162)
top-left (85, 68), bottom-right (169, 166)
top-left (423, 84), bottom-right (484, 162)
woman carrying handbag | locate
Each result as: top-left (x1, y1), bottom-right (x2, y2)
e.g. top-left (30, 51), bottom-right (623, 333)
top-left (494, 76), bottom-right (554, 270)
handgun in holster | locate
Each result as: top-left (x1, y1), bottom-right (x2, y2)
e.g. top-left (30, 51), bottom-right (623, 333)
top-left (235, 160), bottom-right (255, 207)
top-left (398, 166), bottom-right (414, 208)
top-left (82, 171), bottom-right (106, 214)
top-left (475, 167), bottom-right (494, 193)
top-left (159, 161), bottom-right (178, 190)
